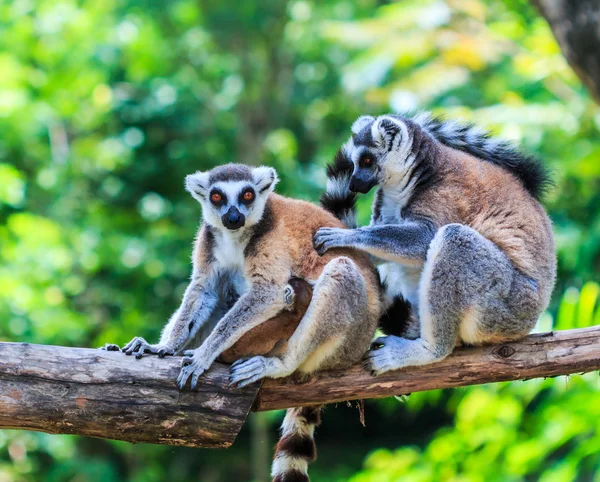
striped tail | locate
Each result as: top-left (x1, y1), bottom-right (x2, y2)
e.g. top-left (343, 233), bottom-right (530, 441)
top-left (319, 147), bottom-right (357, 228)
top-left (271, 406), bottom-right (323, 482)
top-left (413, 111), bottom-right (552, 200)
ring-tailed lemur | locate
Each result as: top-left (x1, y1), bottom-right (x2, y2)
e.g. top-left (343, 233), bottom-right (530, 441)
top-left (118, 163), bottom-right (382, 482)
top-left (314, 113), bottom-right (556, 374)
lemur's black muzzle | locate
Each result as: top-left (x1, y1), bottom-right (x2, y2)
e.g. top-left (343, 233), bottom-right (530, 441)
top-left (222, 206), bottom-right (245, 230)
top-left (349, 172), bottom-right (377, 194)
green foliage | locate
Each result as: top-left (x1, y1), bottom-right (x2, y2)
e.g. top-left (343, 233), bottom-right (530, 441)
top-left (0, 0), bottom-right (598, 480)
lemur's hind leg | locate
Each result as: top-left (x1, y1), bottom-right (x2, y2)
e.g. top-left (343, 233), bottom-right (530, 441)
top-left (229, 256), bottom-right (372, 388)
top-left (368, 223), bottom-right (541, 375)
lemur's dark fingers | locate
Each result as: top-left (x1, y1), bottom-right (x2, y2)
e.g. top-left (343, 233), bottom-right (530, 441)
top-left (121, 337), bottom-right (138, 352)
top-left (181, 356), bottom-right (193, 366)
top-left (133, 344), bottom-right (152, 359)
top-left (134, 348), bottom-right (150, 360)
top-left (100, 343), bottom-right (120, 351)
top-left (229, 357), bottom-right (263, 377)
top-left (316, 245), bottom-right (329, 256)
top-left (231, 373), bottom-right (263, 389)
top-left (122, 337), bottom-right (146, 354)
top-left (190, 371), bottom-right (201, 390)
top-left (229, 357), bottom-right (267, 387)
top-left (176, 367), bottom-right (190, 389)
top-left (157, 347), bottom-right (174, 358)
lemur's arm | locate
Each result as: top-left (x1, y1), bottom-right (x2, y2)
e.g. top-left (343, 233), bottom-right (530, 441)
top-left (177, 283), bottom-right (289, 389)
top-left (121, 225), bottom-right (220, 358)
top-left (121, 272), bottom-right (219, 358)
top-left (314, 220), bottom-right (437, 264)
top-left (160, 274), bottom-right (219, 349)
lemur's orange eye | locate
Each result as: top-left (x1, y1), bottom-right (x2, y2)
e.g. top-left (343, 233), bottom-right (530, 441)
top-left (363, 157), bottom-right (373, 166)
top-left (243, 190), bottom-right (254, 202)
top-left (210, 192), bottom-right (222, 203)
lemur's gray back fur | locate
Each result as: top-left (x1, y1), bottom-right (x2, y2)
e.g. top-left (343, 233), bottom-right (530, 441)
top-left (413, 112), bottom-right (552, 200)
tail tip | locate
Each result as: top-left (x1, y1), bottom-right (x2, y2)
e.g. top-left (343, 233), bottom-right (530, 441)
top-left (272, 471), bottom-right (310, 482)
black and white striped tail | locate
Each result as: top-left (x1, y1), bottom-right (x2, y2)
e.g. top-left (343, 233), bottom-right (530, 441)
top-left (271, 406), bottom-right (322, 482)
top-left (320, 148), bottom-right (357, 228)
top-left (414, 112), bottom-right (552, 200)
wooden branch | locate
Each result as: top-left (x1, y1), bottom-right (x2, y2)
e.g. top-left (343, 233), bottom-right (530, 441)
top-left (0, 327), bottom-right (598, 448)
top-left (254, 326), bottom-right (600, 411)
top-left (0, 343), bottom-right (260, 448)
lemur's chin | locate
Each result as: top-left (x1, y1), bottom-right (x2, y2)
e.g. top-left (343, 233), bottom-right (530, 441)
top-left (223, 222), bottom-right (245, 231)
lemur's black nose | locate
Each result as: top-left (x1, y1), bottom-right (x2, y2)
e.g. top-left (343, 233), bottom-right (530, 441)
top-left (349, 175), bottom-right (377, 194)
top-left (222, 206), bottom-right (245, 230)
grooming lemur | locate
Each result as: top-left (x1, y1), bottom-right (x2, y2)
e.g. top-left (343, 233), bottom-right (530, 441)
top-left (119, 163), bottom-right (382, 482)
top-left (314, 113), bottom-right (556, 375)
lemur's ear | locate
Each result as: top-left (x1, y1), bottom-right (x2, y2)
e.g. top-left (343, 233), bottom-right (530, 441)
top-left (372, 116), bottom-right (403, 151)
top-left (252, 166), bottom-right (279, 195)
top-left (185, 171), bottom-right (210, 202)
top-left (351, 116), bottom-right (375, 135)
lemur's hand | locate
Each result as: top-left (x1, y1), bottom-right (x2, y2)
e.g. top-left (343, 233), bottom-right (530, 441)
top-left (313, 227), bottom-right (355, 255)
top-left (121, 337), bottom-right (175, 359)
top-left (177, 349), bottom-right (212, 390)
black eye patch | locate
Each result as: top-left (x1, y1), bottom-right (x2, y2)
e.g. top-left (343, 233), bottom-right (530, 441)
top-left (238, 187), bottom-right (256, 205)
top-left (209, 189), bottom-right (227, 206)
top-left (359, 153), bottom-right (376, 169)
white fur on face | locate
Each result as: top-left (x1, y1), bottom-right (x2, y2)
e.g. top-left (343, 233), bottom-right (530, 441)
top-left (185, 171), bottom-right (210, 202)
top-left (345, 115), bottom-right (415, 191)
top-left (185, 166), bottom-right (279, 236)
top-left (372, 116), bottom-right (414, 187)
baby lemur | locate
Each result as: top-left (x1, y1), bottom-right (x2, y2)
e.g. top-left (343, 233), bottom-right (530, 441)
top-left (218, 277), bottom-right (313, 364)
top-left (119, 163), bottom-right (382, 482)
top-left (315, 113), bottom-right (556, 375)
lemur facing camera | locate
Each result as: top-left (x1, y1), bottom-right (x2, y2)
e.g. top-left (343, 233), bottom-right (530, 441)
top-left (119, 163), bottom-right (382, 482)
top-left (314, 113), bottom-right (556, 375)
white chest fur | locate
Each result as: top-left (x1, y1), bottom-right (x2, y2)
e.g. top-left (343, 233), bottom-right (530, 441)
top-left (212, 231), bottom-right (246, 270)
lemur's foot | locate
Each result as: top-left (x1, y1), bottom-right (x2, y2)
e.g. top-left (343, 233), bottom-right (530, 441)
top-left (122, 337), bottom-right (174, 359)
top-left (364, 336), bottom-right (407, 376)
top-left (228, 356), bottom-right (290, 388)
top-left (364, 336), bottom-right (440, 376)
top-left (100, 343), bottom-right (121, 351)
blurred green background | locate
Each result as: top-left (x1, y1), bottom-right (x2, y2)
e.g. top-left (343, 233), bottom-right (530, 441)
top-left (1, 0), bottom-right (599, 480)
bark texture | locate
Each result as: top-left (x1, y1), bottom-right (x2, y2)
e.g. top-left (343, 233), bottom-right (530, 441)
top-left (255, 326), bottom-right (600, 411)
top-left (0, 343), bottom-right (260, 448)
top-left (534, 0), bottom-right (600, 102)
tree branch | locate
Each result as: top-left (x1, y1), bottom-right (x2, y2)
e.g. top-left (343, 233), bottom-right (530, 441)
top-left (253, 326), bottom-right (600, 411)
top-left (0, 343), bottom-right (260, 448)
top-left (0, 327), bottom-right (598, 448)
